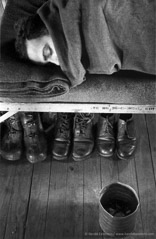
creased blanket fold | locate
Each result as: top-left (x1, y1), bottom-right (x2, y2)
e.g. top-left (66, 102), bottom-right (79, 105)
top-left (0, 45), bottom-right (70, 97)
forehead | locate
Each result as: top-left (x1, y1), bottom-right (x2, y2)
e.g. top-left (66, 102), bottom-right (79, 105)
top-left (26, 35), bottom-right (51, 63)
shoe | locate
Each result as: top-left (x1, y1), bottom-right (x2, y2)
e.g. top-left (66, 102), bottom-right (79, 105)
top-left (52, 113), bottom-right (73, 160)
top-left (116, 115), bottom-right (137, 160)
top-left (0, 113), bottom-right (23, 161)
top-left (96, 114), bottom-right (115, 157)
top-left (72, 113), bottom-right (94, 161)
top-left (20, 112), bottom-right (47, 163)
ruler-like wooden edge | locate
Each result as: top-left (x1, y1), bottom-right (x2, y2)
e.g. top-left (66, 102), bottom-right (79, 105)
top-left (0, 102), bottom-right (155, 123)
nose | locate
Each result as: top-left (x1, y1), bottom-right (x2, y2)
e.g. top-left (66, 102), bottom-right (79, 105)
top-left (48, 53), bottom-right (59, 66)
top-left (53, 57), bottom-right (59, 65)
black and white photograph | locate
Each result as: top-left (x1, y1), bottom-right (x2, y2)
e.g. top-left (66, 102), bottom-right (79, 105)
top-left (0, 0), bottom-right (156, 238)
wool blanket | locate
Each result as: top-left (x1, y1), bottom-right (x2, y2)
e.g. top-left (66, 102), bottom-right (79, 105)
top-left (38, 0), bottom-right (156, 87)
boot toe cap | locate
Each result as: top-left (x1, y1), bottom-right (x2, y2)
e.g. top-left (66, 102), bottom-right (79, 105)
top-left (96, 140), bottom-right (115, 157)
top-left (117, 141), bottom-right (136, 160)
top-left (52, 141), bottom-right (70, 160)
top-left (26, 147), bottom-right (47, 163)
top-left (72, 141), bottom-right (94, 161)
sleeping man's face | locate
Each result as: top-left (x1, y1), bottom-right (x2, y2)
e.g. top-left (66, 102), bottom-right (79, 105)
top-left (26, 35), bottom-right (59, 65)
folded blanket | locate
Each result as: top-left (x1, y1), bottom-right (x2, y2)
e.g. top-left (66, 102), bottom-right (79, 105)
top-left (0, 43), bottom-right (70, 96)
top-left (38, 0), bottom-right (156, 87)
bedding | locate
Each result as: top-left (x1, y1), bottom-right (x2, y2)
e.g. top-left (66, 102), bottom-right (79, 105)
top-left (39, 0), bottom-right (156, 87)
top-left (0, 0), bottom-right (155, 102)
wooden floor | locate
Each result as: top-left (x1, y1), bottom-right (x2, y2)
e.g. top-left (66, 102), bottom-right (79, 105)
top-left (0, 114), bottom-right (156, 239)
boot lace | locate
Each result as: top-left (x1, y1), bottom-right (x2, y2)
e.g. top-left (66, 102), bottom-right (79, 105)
top-left (75, 113), bottom-right (93, 136)
top-left (25, 121), bottom-right (39, 144)
top-left (103, 118), bottom-right (113, 135)
top-left (8, 117), bottom-right (20, 138)
top-left (118, 120), bottom-right (127, 138)
top-left (27, 122), bottom-right (37, 134)
top-left (57, 113), bottom-right (72, 138)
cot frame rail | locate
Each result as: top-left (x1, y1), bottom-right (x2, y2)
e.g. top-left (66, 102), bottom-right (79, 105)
top-left (0, 102), bottom-right (156, 123)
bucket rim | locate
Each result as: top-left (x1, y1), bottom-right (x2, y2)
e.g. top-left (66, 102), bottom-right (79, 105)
top-left (99, 181), bottom-right (140, 219)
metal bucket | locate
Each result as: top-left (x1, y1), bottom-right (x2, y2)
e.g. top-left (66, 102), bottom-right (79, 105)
top-left (99, 182), bottom-right (140, 237)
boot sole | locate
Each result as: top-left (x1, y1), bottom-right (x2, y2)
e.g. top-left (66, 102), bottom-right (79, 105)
top-left (52, 154), bottom-right (68, 161)
top-left (116, 151), bottom-right (135, 160)
top-left (72, 152), bottom-right (93, 162)
top-left (97, 150), bottom-right (114, 158)
top-left (0, 151), bottom-right (21, 161)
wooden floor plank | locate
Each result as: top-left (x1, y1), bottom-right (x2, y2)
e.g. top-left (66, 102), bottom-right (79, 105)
top-left (44, 159), bottom-right (68, 239)
top-left (2, 159), bottom-right (33, 239)
top-left (145, 114), bottom-right (156, 185)
top-left (83, 151), bottom-right (102, 239)
top-left (63, 158), bottom-right (84, 239)
top-left (134, 114), bottom-right (156, 239)
top-left (100, 155), bottom-right (119, 187)
top-left (24, 158), bottom-right (51, 239)
top-left (117, 115), bottom-right (145, 239)
top-left (0, 158), bottom-right (17, 239)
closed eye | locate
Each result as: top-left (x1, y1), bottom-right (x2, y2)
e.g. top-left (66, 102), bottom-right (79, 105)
top-left (43, 44), bottom-right (53, 61)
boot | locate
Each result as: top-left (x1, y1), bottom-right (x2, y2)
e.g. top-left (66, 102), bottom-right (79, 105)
top-left (116, 114), bottom-right (137, 160)
top-left (0, 113), bottom-right (23, 161)
top-left (96, 114), bottom-right (115, 157)
top-left (20, 112), bottom-right (47, 163)
top-left (72, 113), bottom-right (94, 161)
top-left (52, 113), bottom-right (73, 160)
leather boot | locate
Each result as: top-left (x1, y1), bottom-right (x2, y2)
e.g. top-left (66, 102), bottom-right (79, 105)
top-left (52, 113), bottom-right (73, 160)
top-left (116, 115), bottom-right (137, 160)
top-left (0, 113), bottom-right (23, 161)
top-left (96, 114), bottom-right (115, 157)
top-left (72, 113), bottom-right (94, 161)
top-left (20, 112), bottom-right (47, 163)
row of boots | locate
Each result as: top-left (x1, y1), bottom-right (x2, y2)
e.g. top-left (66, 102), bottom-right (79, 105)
top-left (0, 112), bottom-right (137, 163)
top-left (0, 112), bottom-right (47, 163)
